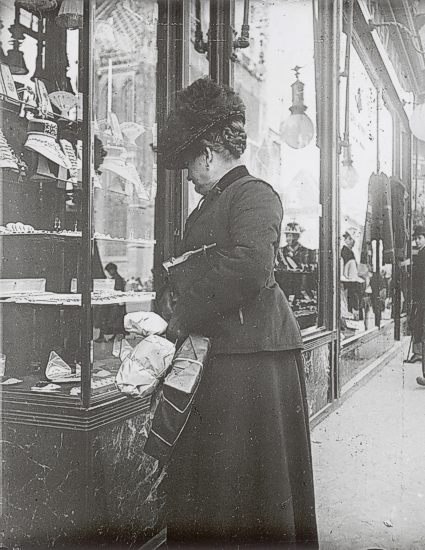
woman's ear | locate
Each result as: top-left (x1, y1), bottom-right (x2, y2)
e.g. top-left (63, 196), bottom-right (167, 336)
top-left (205, 146), bottom-right (213, 167)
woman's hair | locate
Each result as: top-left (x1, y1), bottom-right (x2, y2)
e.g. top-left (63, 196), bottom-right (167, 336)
top-left (160, 77), bottom-right (247, 168)
top-left (105, 262), bottom-right (118, 273)
top-left (185, 118), bottom-right (247, 162)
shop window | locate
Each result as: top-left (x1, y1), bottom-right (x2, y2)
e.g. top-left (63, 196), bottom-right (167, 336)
top-left (233, 0), bottom-right (320, 332)
top-left (0, 3), bottom-right (83, 394)
top-left (183, 0), bottom-right (211, 216)
top-left (339, 43), bottom-right (394, 341)
top-left (92, 0), bottom-right (158, 392)
top-left (188, 0), bottom-right (210, 82)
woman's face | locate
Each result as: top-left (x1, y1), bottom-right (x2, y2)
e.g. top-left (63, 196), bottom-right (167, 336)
top-left (186, 151), bottom-right (214, 196)
top-left (415, 234), bottom-right (425, 250)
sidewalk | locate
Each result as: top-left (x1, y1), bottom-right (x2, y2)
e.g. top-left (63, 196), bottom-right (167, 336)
top-left (312, 341), bottom-right (425, 550)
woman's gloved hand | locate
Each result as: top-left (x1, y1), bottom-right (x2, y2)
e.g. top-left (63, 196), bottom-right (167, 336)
top-left (166, 314), bottom-right (189, 347)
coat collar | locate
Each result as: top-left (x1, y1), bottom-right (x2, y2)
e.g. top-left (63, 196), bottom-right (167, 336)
top-left (182, 165), bottom-right (250, 248)
top-left (214, 164), bottom-right (249, 194)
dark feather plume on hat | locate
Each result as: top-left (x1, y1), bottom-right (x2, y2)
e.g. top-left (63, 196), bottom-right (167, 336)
top-left (159, 77), bottom-right (246, 169)
top-left (413, 225), bottom-right (425, 238)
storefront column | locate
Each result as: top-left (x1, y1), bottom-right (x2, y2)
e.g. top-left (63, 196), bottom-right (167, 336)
top-left (155, 0), bottom-right (185, 279)
top-left (319, 0), bottom-right (341, 398)
top-left (209, 0), bottom-right (232, 85)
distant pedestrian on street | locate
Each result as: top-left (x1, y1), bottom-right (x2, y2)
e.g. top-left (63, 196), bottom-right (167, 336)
top-left (407, 226), bottom-right (425, 385)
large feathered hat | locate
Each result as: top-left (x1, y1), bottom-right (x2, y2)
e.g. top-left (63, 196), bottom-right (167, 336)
top-left (159, 77), bottom-right (246, 169)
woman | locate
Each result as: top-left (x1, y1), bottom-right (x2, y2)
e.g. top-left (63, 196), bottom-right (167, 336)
top-left (160, 77), bottom-right (318, 548)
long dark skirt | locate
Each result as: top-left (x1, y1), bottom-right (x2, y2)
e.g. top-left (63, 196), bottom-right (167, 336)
top-left (165, 349), bottom-right (318, 549)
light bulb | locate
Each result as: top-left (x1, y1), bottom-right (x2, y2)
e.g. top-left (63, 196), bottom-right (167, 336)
top-left (280, 114), bottom-right (314, 149)
top-left (409, 103), bottom-right (425, 142)
top-left (340, 163), bottom-right (359, 189)
top-left (340, 144), bottom-right (359, 189)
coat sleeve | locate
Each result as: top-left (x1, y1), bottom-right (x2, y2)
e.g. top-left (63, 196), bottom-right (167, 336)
top-left (169, 180), bottom-right (283, 332)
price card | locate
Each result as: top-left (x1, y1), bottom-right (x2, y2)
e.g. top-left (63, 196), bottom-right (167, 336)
top-left (0, 64), bottom-right (18, 100)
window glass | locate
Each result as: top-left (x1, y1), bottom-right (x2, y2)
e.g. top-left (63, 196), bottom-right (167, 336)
top-left (339, 44), bottom-right (394, 340)
top-left (380, 103), bottom-right (393, 176)
top-left (0, 2), bottom-right (83, 396)
top-left (234, 0), bottom-right (319, 331)
top-left (92, 0), bottom-right (158, 397)
top-left (184, 0), bottom-right (210, 216)
top-left (339, 46), bottom-right (377, 338)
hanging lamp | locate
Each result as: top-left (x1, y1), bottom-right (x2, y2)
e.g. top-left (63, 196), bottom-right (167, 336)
top-left (409, 102), bottom-right (425, 142)
top-left (339, 0), bottom-right (359, 189)
top-left (280, 66), bottom-right (315, 149)
top-left (56, 0), bottom-right (83, 30)
top-left (5, 20), bottom-right (29, 76)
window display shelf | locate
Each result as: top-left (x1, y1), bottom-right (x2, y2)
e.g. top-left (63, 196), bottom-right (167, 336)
top-left (1, 291), bottom-right (156, 306)
top-left (0, 230), bottom-right (82, 238)
top-left (94, 234), bottom-right (156, 246)
top-left (0, 94), bottom-right (81, 127)
top-left (1, 371), bottom-right (119, 399)
top-left (0, 231), bottom-right (156, 246)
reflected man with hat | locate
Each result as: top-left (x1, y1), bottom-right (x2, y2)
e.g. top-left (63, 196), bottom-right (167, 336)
top-left (278, 221), bottom-right (312, 268)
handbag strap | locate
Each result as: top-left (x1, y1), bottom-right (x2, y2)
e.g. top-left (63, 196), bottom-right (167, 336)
top-left (173, 357), bottom-right (204, 370)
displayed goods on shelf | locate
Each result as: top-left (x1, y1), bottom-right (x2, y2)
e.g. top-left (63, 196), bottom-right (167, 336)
top-left (0, 353), bottom-right (6, 377)
top-left (120, 121), bottom-right (145, 144)
top-left (34, 79), bottom-right (53, 116)
top-left (76, 139), bottom-right (83, 180)
top-left (30, 155), bottom-right (56, 181)
top-left (30, 382), bottom-right (61, 392)
top-left (45, 351), bottom-right (81, 383)
top-left (0, 63), bottom-right (19, 100)
top-left (57, 139), bottom-right (79, 188)
top-left (144, 334), bottom-right (211, 463)
top-left (49, 91), bottom-right (78, 118)
top-left (0, 129), bottom-right (20, 171)
top-left (70, 375), bottom-right (116, 396)
top-left (0, 278), bottom-right (46, 297)
top-left (16, 0), bottom-right (58, 12)
top-left (115, 334), bottom-right (175, 398)
top-left (6, 291), bottom-right (156, 306)
top-left (56, 0), bottom-right (83, 30)
top-left (60, 139), bottom-right (79, 182)
top-left (76, 92), bottom-right (83, 121)
top-left (0, 378), bottom-right (23, 385)
top-left (101, 145), bottom-right (142, 183)
top-left (2, 222), bottom-right (35, 233)
top-left (25, 119), bottom-right (72, 169)
top-left (93, 278), bottom-right (115, 292)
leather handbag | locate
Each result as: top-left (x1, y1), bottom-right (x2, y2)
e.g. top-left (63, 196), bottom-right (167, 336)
top-left (144, 334), bottom-right (211, 463)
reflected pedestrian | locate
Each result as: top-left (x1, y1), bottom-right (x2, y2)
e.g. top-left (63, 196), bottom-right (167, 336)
top-left (408, 226), bottom-right (425, 386)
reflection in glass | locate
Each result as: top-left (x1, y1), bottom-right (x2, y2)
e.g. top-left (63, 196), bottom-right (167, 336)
top-left (234, 0), bottom-right (320, 330)
top-left (91, 0), bottom-right (158, 389)
top-left (339, 45), bottom-right (394, 339)
top-left (280, 67), bottom-right (315, 149)
top-left (184, 0), bottom-right (210, 216)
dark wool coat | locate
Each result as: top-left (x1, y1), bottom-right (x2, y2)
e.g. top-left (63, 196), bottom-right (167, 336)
top-left (362, 172), bottom-right (395, 264)
top-left (411, 247), bottom-right (425, 345)
top-left (169, 165), bottom-right (303, 354)
top-left (390, 176), bottom-right (408, 261)
top-left (165, 166), bottom-right (317, 548)
top-left (412, 247), bottom-right (425, 305)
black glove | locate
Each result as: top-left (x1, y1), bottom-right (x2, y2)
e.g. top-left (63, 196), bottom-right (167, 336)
top-left (166, 314), bottom-right (189, 347)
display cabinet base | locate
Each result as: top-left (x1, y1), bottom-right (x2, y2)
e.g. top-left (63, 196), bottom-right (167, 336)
top-left (1, 400), bottom-right (165, 549)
